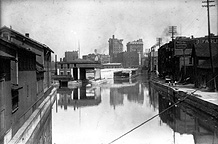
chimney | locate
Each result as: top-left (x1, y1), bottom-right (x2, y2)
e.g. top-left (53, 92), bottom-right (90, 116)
top-left (112, 35), bottom-right (115, 39)
top-left (25, 33), bottom-right (29, 37)
top-left (60, 58), bottom-right (62, 62)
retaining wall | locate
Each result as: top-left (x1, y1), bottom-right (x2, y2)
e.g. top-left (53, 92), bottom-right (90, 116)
top-left (150, 81), bottom-right (218, 120)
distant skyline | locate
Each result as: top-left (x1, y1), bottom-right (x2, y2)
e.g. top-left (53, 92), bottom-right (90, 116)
top-left (1, 0), bottom-right (217, 59)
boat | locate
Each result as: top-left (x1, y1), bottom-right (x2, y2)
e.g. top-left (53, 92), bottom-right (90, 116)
top-left (113, 68), bottom-right (138, 82)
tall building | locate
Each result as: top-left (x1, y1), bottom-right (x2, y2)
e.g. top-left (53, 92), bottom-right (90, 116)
top-left (65, 51), bottom-right (78, 62)
top-left (108, 35), bottom-right (123, 62)
top-left (113, 51), bottom-right (140, 68)
top-left (126, 39), bottom-right (143, 66)
top-left (126, 39), bottom-right (143, 54)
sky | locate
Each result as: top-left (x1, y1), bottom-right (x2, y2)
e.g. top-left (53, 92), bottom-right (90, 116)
top-left (1, 0), bottom-right (218, 60)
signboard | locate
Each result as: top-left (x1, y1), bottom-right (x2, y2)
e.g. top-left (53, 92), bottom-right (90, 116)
top-left (175, 40), bottom-right (187, 49)
top-left (174, 49), bottom-right (192, 56)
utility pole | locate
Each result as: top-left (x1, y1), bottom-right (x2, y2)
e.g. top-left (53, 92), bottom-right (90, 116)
top-left (169, 26), bottom-right (177, 41)
top-left (156, 38), bottom-right (162, 48)
top-left (169, 26), bottom-right (177, 81)
top-left (156, 38), bottom-right (162, 74)
top-left (202, 0), bottom-right (216, 91)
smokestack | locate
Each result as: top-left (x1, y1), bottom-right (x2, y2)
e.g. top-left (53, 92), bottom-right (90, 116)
top-left (25, 33), bottom-right (29, 37)
top-left (94, 49), bottom-right (97, 54)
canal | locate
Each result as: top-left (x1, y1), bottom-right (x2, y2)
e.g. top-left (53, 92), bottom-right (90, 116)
top-left (42, 74), bottom-right (217, 144)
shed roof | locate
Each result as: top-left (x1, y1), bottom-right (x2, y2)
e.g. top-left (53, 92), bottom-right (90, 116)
top-left (0, 38), bottom-right (40, 56)
top-left (0, 26), bottom-right (54, 53)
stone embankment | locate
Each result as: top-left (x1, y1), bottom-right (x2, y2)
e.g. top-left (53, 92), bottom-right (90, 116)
top-left (151, 80), bottom-right (218, 120)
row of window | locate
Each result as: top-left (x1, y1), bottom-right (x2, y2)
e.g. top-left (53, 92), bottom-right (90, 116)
top-left (60, 64), bottom-right (73, 69)
top-left (59, 71), bottom-right (71, 75)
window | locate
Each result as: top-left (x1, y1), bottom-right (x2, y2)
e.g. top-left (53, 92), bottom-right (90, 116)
top-left (61, 64), bottom-right (63, 69)
top-left (60, 71), bottom-right (64, 75)
top-left (67, 71), bottom-right (70, 75)
top-left (18, 52), bottom-right (35, 71)
top-left (189, 57), bottom-right (192, 64)
top-left (67, 64), bottom-right (70, 69)
top-left (12, 89), bottom-right (19, 113)
top-left (0, 58), bottom-right (11, 81)
top-left (1, 32), bottom-right (10, 40)
top-left (27, 85), bottom-right (30, 97)
top-left (0, 110), bottom-right (4, 132)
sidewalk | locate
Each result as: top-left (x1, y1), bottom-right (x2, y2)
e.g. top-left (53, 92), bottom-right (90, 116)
top-left (170, 84), bottom-right (218, 106)
top-left (150, 74), bottom-right (218, 106)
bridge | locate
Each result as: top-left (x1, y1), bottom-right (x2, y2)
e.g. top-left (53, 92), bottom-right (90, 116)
top-left (52, 59), bottom-right (102, 86)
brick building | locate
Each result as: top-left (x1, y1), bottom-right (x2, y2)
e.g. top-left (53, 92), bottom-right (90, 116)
top-left (65, 51), bottom-right (78, 62)
top-left (108, 35), bottom-right (123, 62)
top-left (113, 51), bottom-right (140, 68)
top-left (126, 39), bottom-right (143, 55)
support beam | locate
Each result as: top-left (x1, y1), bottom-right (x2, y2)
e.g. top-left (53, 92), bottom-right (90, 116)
top-left (78, 68), bottom-right (80, 80)
top-left (94, 68), bottom-right (101, 80)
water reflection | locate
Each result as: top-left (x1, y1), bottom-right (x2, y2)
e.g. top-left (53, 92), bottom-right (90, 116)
top-left (109, 79), bottom-right (144, 109)
top-left (57, 85), bottom-right (101, 110)
top-left (158, 90), bottom-right (218, 144)
top-left (50, 75), bottom-right (218, 144)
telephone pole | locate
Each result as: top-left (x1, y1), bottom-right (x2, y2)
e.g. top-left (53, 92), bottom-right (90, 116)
top-left (169, 26), bottom-right (177, 41)
top-left (202, 0), bottom-right (217, 91)
top-left (156, 38), bottom-right (162, 48)
top-left (169, 26), bottom-right (177, 81)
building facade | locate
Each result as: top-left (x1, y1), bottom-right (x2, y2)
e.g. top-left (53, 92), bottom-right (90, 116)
top-left (108, 35), bottom-right (123, 62)
top-left (65, 51), bottom-right (78, 62)
top-left (113, 51), bottom-right (140, 68)
top-left (56, 59), bottom-right (101, 81)
top-left (192, 35), bottom-right (218, 91)
top-left (126, 39), bottom-right (143, 54)
top-left (158, 34), bottom-right (218, 90)
top-left (0, 26), bottom-right (53, 143)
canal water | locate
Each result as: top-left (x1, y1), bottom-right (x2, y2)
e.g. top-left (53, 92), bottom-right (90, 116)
top-left (48, 74), bottom-right (218, 144)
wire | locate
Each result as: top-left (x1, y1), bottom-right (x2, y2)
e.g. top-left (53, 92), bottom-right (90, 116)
top-left (107, 74), bottom-right (218, 144)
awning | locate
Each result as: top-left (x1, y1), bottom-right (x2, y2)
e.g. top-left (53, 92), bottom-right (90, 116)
top-left (0, 50), bottom-right (16, 61)
top-left (11, 84), bottom-right (23, 90)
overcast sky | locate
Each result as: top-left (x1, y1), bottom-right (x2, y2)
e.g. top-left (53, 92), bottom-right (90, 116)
top-left (1, 0), bottom-right (217, 59)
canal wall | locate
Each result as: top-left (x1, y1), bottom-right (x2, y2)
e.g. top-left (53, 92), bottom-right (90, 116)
top-left (150, 81), bottom-right (218, 120)
top-left (7, 87), bottom-right (57, 144)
